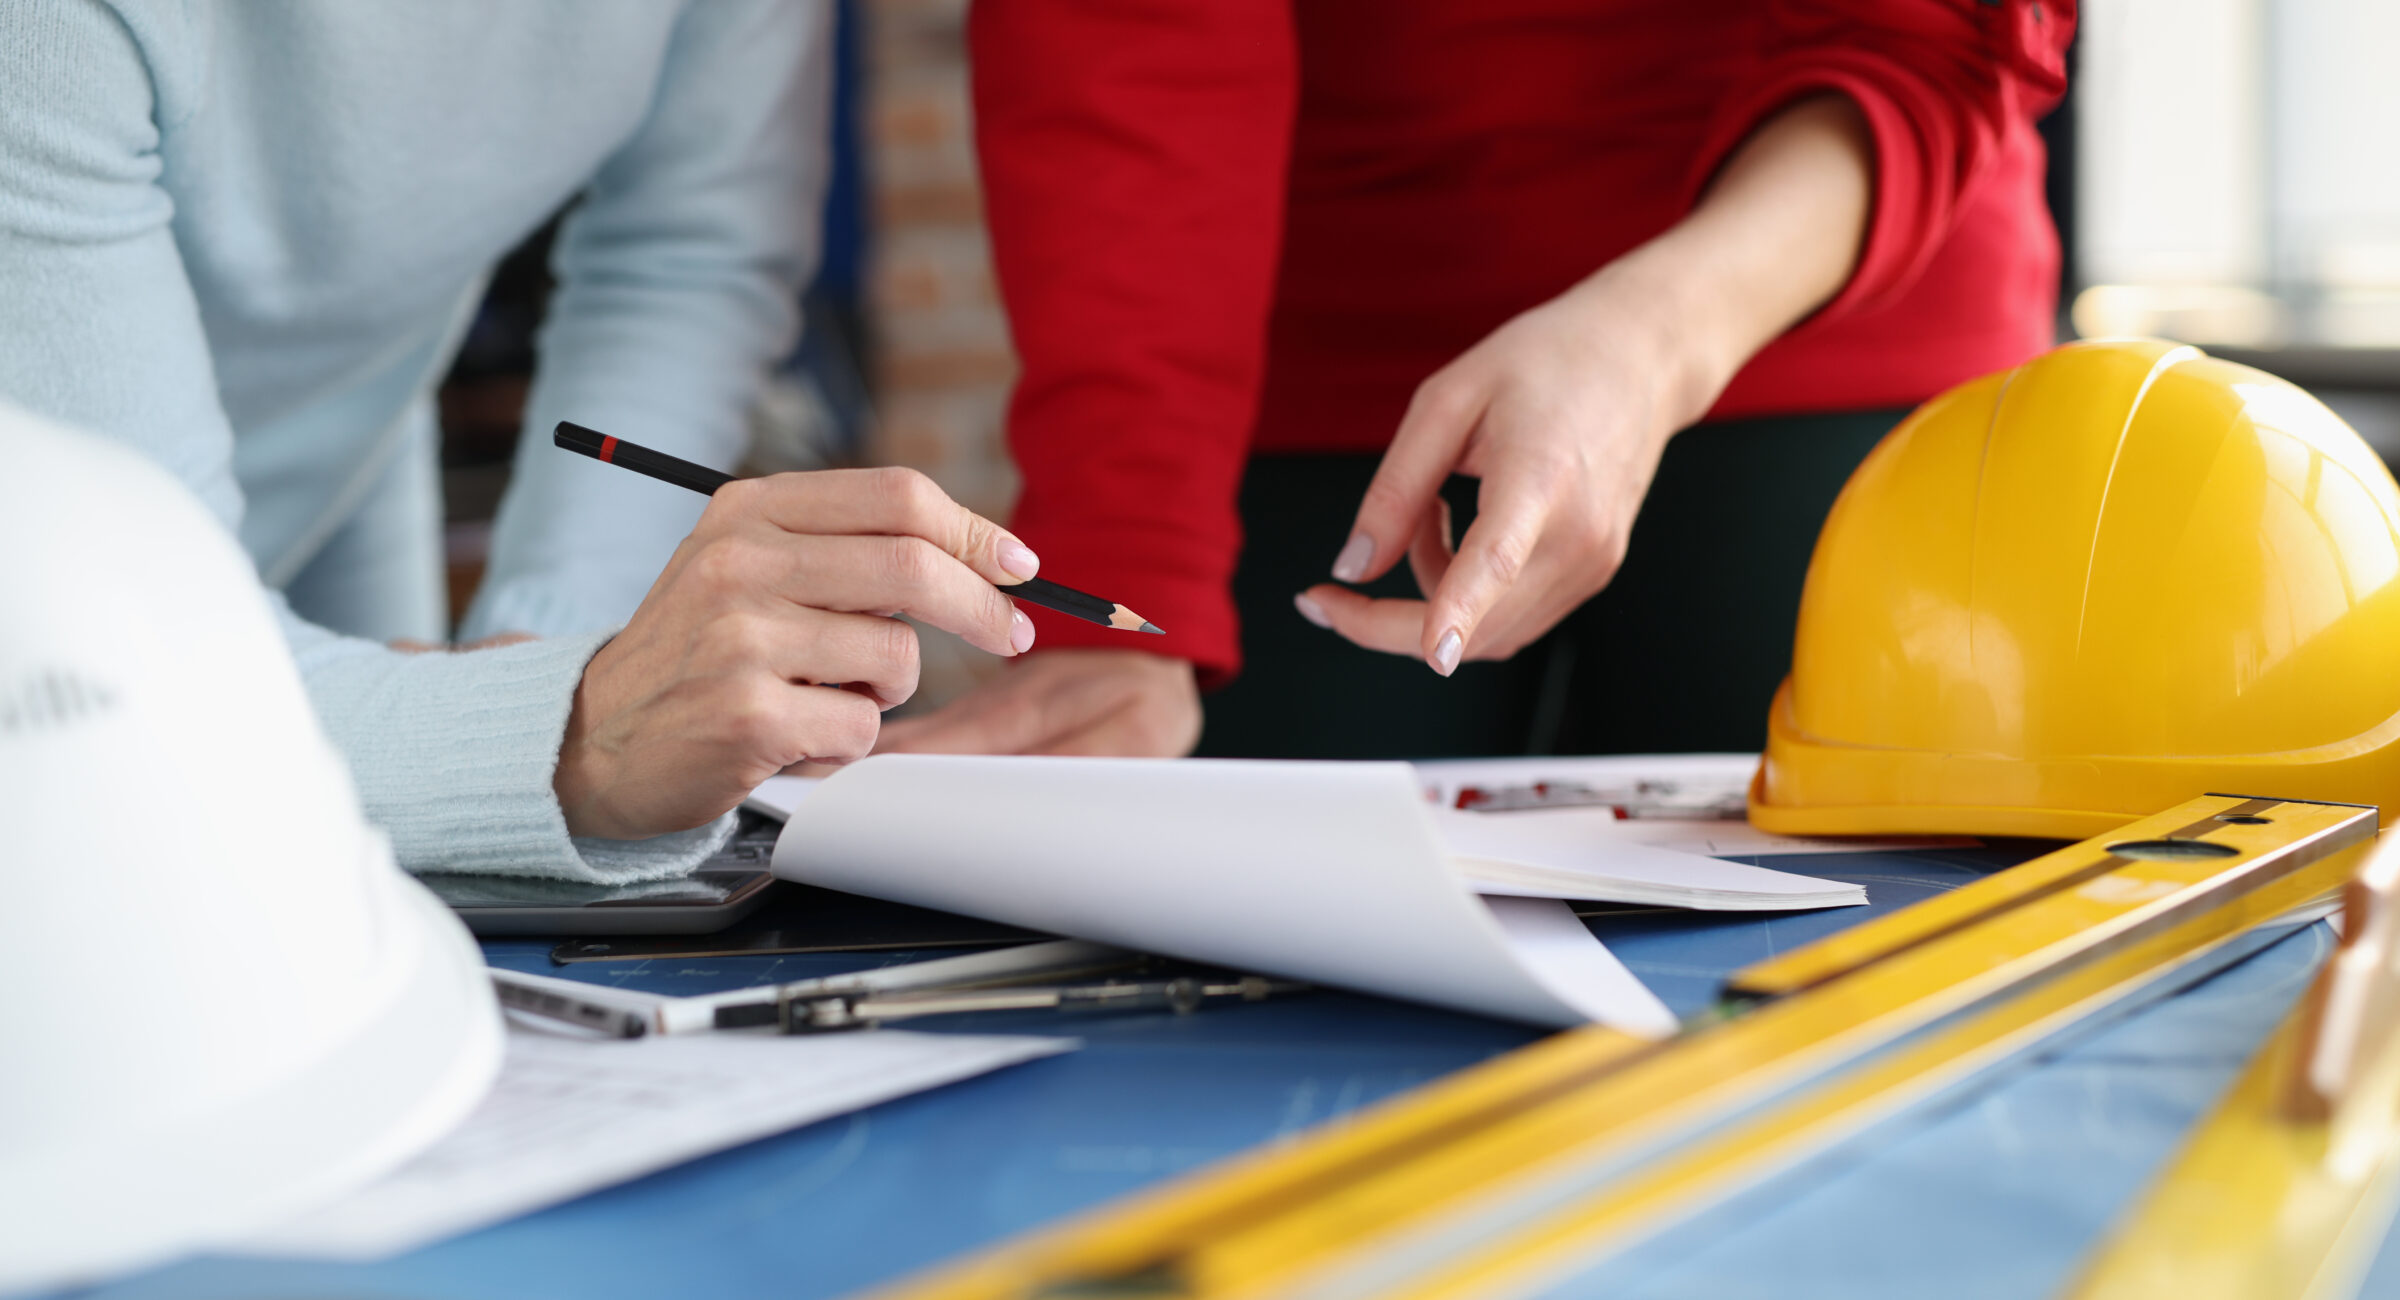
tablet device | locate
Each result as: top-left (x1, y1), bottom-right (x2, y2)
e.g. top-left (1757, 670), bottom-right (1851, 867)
top-left (419, 811), bottom-right (781, 936)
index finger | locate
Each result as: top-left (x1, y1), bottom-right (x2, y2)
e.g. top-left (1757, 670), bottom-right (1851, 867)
top-left (715, 466), bottom-right (1042, 588)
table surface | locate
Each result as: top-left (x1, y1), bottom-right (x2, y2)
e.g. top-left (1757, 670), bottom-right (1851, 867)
top-left (85, 842), bottom-right (2400, 1300)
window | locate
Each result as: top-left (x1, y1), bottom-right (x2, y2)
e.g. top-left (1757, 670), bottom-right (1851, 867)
top-left (2075, 0), bottom-right (2400, 352)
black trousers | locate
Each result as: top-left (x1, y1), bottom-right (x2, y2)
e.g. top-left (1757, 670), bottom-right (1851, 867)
top-left (1193, 409), bottom-right (1903, 760)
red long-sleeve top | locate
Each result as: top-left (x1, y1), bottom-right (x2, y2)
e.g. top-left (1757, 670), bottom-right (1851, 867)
top-left (971, 0), bottom-right (2073, 685)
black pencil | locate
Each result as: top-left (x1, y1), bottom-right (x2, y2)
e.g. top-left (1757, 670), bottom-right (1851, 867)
top-left (554, 422), bottom-right (1163, 635)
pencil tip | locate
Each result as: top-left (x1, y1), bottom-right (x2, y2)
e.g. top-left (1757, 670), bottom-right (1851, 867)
top-left (1140, 622), bottom-right (1164, 635)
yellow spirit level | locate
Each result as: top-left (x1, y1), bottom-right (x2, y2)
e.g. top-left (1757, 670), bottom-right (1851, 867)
top-left (875, 795), bottom-right (2374, 1300)
top-left (2067, 831), bottom-right (2400, 1300)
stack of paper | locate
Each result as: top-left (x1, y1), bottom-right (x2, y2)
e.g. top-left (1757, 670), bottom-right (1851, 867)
top-left (763, 756), bottom-right (1873, 1039)
top-left (1437, 807), bottom-right (1866, 910)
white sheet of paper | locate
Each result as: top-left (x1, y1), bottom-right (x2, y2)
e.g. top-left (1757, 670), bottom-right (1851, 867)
top-left (1480, 895), bottom-right (1674, 1017)
top-left (771, 755), bottom-right (1679, 1036)
top-left (1607, 820), bottom-right (1959, 859)
top-left (1432, 807), bottom-right (1866, 909)
top-left (238, 1027), bottom-right (1072, 1260)
top-left (1411, 754), bottom-right (1975, 857)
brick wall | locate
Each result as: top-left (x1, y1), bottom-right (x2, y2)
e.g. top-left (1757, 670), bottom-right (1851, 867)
top-left (863, 0), bottom-right (1021, 706)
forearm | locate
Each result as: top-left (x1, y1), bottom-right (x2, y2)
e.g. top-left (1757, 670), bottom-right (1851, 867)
top-left (1571, 94), bottom-right (1874, 430)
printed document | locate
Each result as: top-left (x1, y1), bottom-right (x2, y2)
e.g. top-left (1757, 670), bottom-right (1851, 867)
top-left (241, 1026), bottom-right (1071, 1259)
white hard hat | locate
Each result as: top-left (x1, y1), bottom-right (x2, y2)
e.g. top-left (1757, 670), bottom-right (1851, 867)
top-left (0, 404), bottom-right (502, 1290)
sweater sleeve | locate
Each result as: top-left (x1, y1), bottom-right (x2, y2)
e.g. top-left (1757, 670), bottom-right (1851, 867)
top-left (1685, 0), bottom-right (2074, 323)
top-left (969, 0), bottom-right (1297, 686)
top-left (286, 619), bottom-right (734, 884)
top-left (0, 0), bottom-right (728, 882)
top-left (461, 0), bottom-right (834, 641)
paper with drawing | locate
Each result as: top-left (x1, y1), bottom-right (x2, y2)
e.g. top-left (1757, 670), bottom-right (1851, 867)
top-left (1411, 753), bottom-right (1976, 857)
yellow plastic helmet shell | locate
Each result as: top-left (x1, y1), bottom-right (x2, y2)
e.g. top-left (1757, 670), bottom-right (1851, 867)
top-left (1751, 338), bottom-right (2400, 839)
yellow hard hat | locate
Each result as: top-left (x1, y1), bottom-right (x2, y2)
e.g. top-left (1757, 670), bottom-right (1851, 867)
top-left (1750, 338), bottom-right (2400, 840)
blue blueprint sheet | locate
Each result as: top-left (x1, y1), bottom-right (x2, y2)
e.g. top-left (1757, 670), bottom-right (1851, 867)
top-left (80, 843), bottom-right (2399, 1300)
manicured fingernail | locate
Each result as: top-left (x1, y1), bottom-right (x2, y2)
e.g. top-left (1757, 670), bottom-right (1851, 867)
top-left (1331, 533), bottom-right (1374, 583)
top-left (1293, 592), bottom-right (1332, 629)
top-left (998, 539), bottom-right (1041, 582)
top-left (1010, 607), bottom-right (1037, 654)
top-left (1430, 628), bottom-right (1463, 677)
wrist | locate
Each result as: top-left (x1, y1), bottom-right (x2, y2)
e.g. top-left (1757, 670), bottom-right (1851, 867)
top-left (1564, 93), bottom-right (1873, 429)
top-left (552, 678), bottom-right (617, 839)
top-left (1562, 247), bottom-right (1746, 433)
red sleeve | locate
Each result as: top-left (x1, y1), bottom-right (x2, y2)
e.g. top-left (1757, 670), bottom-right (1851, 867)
top-left (1686, 0), bottom-right (2073, 323)
top-left (969, 1), bottom-right (1296, 687)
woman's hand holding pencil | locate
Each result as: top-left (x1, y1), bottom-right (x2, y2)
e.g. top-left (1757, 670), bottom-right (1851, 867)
top-left (551, 466), bottom-right (1039, 841)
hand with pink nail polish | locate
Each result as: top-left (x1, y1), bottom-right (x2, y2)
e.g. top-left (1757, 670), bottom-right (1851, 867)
top-left (1296, 269), bottom-right (1677, 678)
top-left (556, 467), bottom-right (1039, 840)
top-left (1295, 95), bottom-right (1872, 676)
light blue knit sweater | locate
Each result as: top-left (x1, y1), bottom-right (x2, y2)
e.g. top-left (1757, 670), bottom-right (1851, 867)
top-left (0, 1), bottom-right (832, 880)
